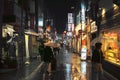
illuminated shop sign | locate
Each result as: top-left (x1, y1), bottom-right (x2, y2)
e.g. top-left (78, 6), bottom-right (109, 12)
top-left (76, 12), bottom-right (81, 25)
top-left (68, 23), bottom-right (74, 32)
top-left (38, 18), bottom-right (43, 26)
top-left (71, 23), bottom-right (75, 32)
top-left (68, 13), bottom-right (74, 34)
top-left (81, 47), bottom-right (87, 60)
top-left (67, 32), bottom-right (72, 37)
top-left (68, 13), bottom-right (73, 24)
top-left (91, 21), bottom-right (97, 33)
top-left (81, 1), bottom-right (86, 23)
top-left (68, 24), bottom-right (72, 31)
top-left (2, 24), bottom-right (15, 37)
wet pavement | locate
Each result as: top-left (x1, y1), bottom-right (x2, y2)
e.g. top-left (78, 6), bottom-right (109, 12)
top-left (47, 48), bottom-right (89, 80)
top-left (0, 59), bottom-right (43, 80)
top-left (0, 47), bottom-right (118, 80)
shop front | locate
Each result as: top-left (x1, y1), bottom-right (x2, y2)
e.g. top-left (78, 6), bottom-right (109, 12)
top-left (1, 24), bottom-right (18, 68)
top-left (25, 29), bottom-right (39, 63)
top-left (95, 3), bottom-right (120, 79)
top-left (100, 29), bottom-right (120, 79)
top-left (101, 29), bottom-right (120, 65)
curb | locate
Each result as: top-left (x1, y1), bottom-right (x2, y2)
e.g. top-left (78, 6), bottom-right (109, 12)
top-left (104, 70), bottom-right (118, 80)
top-left (21, 62), bottom-right (44, 80)
top-left (0, 68), bottom-right (17, 73)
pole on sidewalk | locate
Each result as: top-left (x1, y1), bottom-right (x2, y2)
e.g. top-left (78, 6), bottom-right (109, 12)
top-left (18, 0), bottom-right (25, 68)
top-left (35, 0), bottom-right (38, 33)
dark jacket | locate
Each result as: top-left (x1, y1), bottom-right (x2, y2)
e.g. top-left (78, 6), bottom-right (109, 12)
top-left (44, 46), bottom-right (54, 62)
top-left (39, 45), bottom-right (44, 55)
top-left (92, 49), bottom-right (104, 63)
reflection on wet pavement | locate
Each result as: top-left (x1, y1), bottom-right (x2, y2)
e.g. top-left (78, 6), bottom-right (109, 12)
top-left (56, 49), bottom-right (88, 80)
top-left (0, 60), bottom-right (42, 80)
top-left (0, 47), bottom-right (117, 80)
top-left (71, 53), bottom-right (81, 80)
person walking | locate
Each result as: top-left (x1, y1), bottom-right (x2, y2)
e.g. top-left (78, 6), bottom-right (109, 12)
top-left (38, 43), bottom-right (45, 61)
top-left (44, 46), bottom-right (54, 76)
top-left (91, 42), bottom-right (104, 80)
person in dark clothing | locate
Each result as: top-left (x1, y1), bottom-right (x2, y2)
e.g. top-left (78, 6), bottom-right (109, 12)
top-left (91, 42), bottom-right (104, 80)
top-left (44, 46), bottom-right (54, 75)
top-left (53, 47), bottom-right (60, 55)
top-left (92, 42), bottom-right (104, 63)
top-left (38, 43), bottom-right (45, 61)
top-left (44, 46), bottom-right (54, 63)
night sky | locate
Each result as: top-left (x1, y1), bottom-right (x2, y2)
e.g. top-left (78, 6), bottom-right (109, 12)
top-left (44, 0), bottom-right (77, 34)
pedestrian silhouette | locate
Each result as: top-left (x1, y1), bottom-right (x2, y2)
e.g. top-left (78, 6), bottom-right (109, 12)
top-left (44, 46), bottom-right (54, 76)
top-left (38, 43), bottom-right (45, 61)
top-left (91, 42), bottom-right (104, 80)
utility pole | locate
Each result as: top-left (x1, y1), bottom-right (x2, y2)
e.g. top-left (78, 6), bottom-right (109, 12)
top-left (35, 0), bottom-right (38, 33)
top-left (0, 0), bottom-right (4, 62)
top-left (18, 0), bottom-right (25, 67)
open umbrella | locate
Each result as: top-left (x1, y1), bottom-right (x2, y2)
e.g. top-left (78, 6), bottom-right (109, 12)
top-left (91, 37), bottom-right (101, 46)
top-left (44, 42), bottom-right (60, 48)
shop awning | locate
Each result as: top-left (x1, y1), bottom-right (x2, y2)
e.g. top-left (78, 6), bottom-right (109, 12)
top-left (25, 29), bottom-right (39, 36)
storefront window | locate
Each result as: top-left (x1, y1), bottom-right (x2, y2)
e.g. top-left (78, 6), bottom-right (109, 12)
top-left (101, 31), bottom-right (120, 65)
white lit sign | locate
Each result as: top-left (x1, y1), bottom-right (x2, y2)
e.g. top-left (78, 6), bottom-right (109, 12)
top-left (38, 18), bottom-right (43, 26)
top-left (81, 1), bottom-right (86, 23)
top-left (67, 32), bottom-right (72, 37)
top-left (91, 21), bottom-right (97, 33)
top-left (68, 24), bottom-right (72, 31)
top-left (81, 48), bottom-right (87, 60)
top-left (68, 13), bottom-right (73, 23)
top-left (81, 61), bottom-right (87, 74)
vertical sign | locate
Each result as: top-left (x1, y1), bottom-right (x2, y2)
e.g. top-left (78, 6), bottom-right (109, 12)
top-left (68, 13), bottom-right (74, 32)
top-left (81, 0), bottom-right (86, 23)
top-left (68, 13), bottom-right (73, 24)
top-left (30, 15), bottom-right (35, 29)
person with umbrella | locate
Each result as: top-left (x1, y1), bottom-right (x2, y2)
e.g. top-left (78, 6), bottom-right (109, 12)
top-left (43, 44), bottom-right (54, 75)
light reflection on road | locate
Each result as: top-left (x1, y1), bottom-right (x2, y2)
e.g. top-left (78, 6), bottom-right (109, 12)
top-left (65, 64), bottom-right (71, 80)
top-left (64, 53), bottom-right (87, 80)
top-left (81, 61), bottom-right (87, 75)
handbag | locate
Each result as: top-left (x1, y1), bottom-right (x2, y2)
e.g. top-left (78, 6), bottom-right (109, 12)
top-left (94, 63), bottom-right (103, 72)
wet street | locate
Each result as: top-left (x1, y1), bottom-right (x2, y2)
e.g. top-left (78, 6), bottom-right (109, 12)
top-left (53, 48), bottom-right (88, 80)
top-left (0, 47), bottom-right (118, 80)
